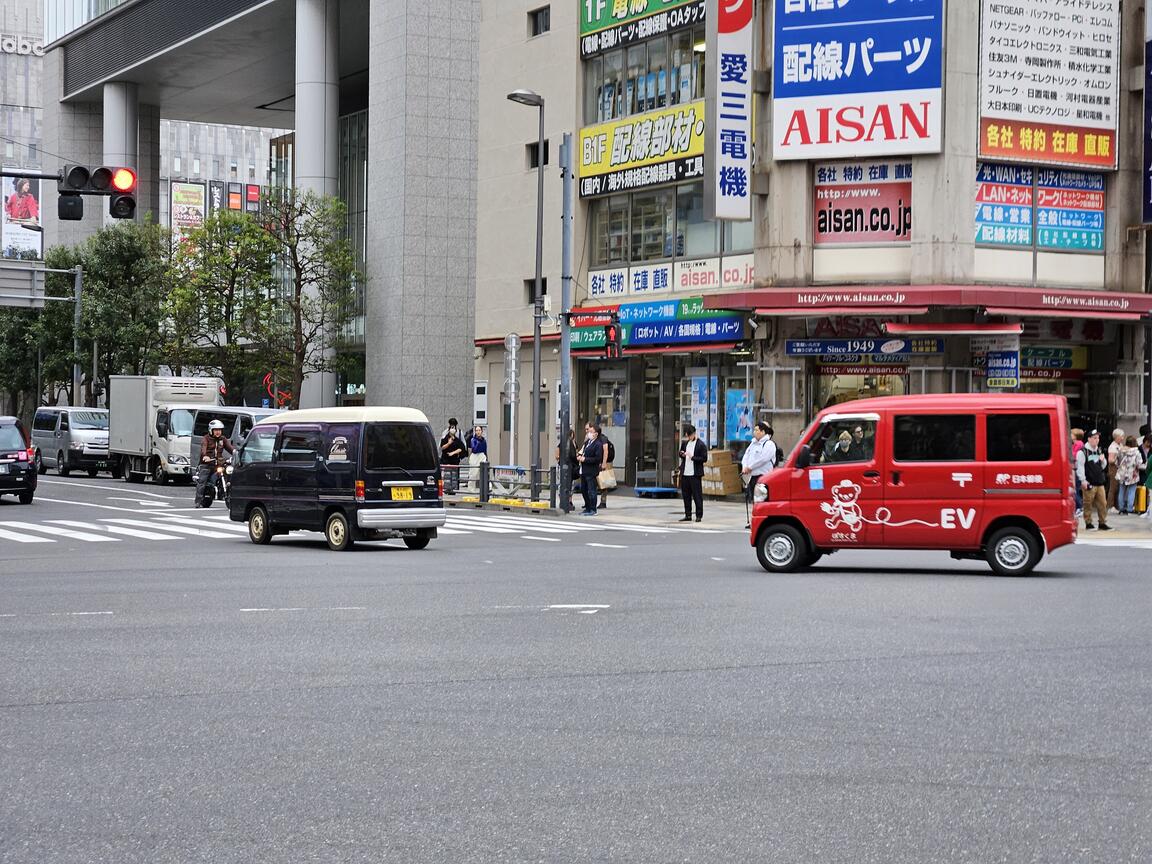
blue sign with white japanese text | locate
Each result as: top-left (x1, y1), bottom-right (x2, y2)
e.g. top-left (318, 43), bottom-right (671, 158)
top-left (975, 162), bottom-right (1033, 247)
top-left (630, 317), bottom-right (744, 345)
top-left (986, 349), bottom-right (1020, 389)
top-left (1035, 169), bottom-right (1105, 252)
top-left (772, 0), bottom-right (945, 160)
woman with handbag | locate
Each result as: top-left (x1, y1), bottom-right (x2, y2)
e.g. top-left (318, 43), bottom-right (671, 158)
top-left (596, 429), bottom-right (617, 509)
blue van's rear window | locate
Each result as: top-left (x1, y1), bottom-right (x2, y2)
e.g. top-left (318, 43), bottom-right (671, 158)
top-left (364, 423), bottom-right (438, 471)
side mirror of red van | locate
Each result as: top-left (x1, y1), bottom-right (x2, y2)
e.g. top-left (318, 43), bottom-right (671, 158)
top-left (795, 445), bottom-right (811, 470)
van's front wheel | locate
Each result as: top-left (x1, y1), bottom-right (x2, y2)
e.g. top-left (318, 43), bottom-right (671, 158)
top-left (325, 511), bottom-right (354, 551)
top-left (403, 535), bottom-right (430, 550)
top-left (986, 527), bottom-right (1040, 576)
top-left (756, 524), bottom-right (808, 573)
top-left (248, 505), bottom-right (273, 545)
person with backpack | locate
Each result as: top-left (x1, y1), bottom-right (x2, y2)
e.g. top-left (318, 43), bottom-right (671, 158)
top-left (740, 422), bottom-right (777, 529)
top-left (597, 428), bottom-right (616, 509)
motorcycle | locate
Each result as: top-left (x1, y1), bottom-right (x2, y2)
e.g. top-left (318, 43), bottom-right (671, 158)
top-left (198, 455), bottom-right (233, 508)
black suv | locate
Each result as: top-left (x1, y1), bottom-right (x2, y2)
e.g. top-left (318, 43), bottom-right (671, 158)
top-left (0, 416), bottom-right (36, 504)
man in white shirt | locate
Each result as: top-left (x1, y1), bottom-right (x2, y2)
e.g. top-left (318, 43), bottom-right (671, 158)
top-left (741, 422), bottom-right (777, 528)
top-left (678, 423), bottom-right (709, 522)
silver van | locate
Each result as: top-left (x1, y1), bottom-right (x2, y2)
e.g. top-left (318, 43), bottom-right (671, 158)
top-left (186, 406), bottom-right (283, 463)
top-left (31, 407), bottom-right (114, 477)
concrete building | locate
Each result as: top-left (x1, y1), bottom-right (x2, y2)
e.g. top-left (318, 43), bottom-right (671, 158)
top-left (37, 0), bottom-right (479, 423)
top-left (476, 0), bottom-right (1152, 487)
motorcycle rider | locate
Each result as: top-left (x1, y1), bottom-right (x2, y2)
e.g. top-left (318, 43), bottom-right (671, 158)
top-left (195, 419), bottom-right (235, 507)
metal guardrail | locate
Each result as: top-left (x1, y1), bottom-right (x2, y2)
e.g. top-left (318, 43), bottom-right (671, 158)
top-left (447, 462), bottom-right (559, 508)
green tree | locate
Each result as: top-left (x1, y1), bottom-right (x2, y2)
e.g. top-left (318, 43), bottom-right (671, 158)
top-left (80, 221), bottom-right (170, 398)
top-left (259, 189), bottom-right (358, 408)
top-left (167, 210), bottom-right (285, 401)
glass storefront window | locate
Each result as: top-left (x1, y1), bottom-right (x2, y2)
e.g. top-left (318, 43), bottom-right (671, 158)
top-left (630, 188), bottom-right (674, 262)
top-left (670, 30), bottom-right (694, 106)
top-left (648, 38), bottom-right (668, 112)
top-left (584, 56), bottom-right (603, 125)
top-left (591, 196), bottom-right (630, 266)
top-left (675, 183), bottom-right (719, 258)
top-left (626, 44), bottom-right (647, 117)
top-left (603, 50), bottom-right (623, 121)
top-left (724, 218), bottom-right (753, 254)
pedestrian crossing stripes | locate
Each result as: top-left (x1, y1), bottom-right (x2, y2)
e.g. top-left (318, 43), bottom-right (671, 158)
top-left (0, 510), bottom-right (721, 547)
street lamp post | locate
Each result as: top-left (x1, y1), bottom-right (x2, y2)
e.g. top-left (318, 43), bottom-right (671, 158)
top-left (507, 88), bottom-right (545, 501)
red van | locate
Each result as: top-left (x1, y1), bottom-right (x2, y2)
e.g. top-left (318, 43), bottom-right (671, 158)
top-left (750, 394), bottom-right (1076, 576)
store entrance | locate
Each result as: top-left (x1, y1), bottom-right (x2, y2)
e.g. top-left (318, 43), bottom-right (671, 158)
top-left (814, 368), bottom-right (907, 411)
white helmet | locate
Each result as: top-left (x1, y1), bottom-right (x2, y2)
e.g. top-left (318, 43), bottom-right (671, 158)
top-left (208, 420), bottom-right (225, 431)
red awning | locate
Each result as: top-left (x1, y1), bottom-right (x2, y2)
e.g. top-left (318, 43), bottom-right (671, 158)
top-left (706, 285), bottom-right (1152, 319)
top-left (884, 322), bottom-right (1024, 335)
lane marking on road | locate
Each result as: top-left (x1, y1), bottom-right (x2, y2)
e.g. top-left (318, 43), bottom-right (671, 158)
top-left (0, 520), bottom-right (118, 542)
top-left (547, 604), bottom-right (611, 614)
top-left (0, 610), bottom-right (114, 618)
top-left (711, 557), bottom-right (726, 561)
top-left (32, 497), bottom-right (177, 514)
top-left (452, 514), bottom-right (600, 532)
top-left (49, 520), bottom-right (179, 541)
top-left (0, 527), bottom-right (54, 544)
top-left (1075, 538), bottom-right (1152, 548)
top-left (586, 542), bottom-right (628, 549)
top-left (101, 519), bottom-right (239, 540)
top-left (36, 479), bottom-right (176, 498)
top-left (150, 515), bottom-right (250, 533)
top-left (106, 497), bottom-right (172, 507)
top-left (240, 606), bottom-right (366, 613)
top-left (435, 521), bottom-right (518, 534)
top-left (521, 535), bottom-right (561, 542)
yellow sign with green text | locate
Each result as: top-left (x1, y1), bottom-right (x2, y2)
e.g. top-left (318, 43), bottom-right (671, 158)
top-left (579, 101), bottom-right (706, 197)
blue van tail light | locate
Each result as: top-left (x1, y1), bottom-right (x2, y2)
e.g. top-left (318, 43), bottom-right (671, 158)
top-left (355, 480), bottom-right (365, 503)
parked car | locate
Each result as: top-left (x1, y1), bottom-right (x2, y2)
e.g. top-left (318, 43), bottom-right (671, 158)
top-left (0, 416), bottom-right (37, 504)
top-left (31, 407), bottom-right (114, 477)
top-left (228, 407), bottom-right (445, 551)
top-left (749, 393), bottom-right (1076, 576)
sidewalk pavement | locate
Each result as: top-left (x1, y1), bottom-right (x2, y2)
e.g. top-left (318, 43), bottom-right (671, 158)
top-left (448, 488), bottom-right (1152, 540)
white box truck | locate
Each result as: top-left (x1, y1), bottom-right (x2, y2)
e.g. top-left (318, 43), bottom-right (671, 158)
top-left (109, 375), bottom-right (224, 484)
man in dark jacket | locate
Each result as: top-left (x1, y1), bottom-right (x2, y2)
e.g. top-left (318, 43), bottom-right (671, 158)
top-left (195, 419), bottom-right (235, 507)
top-left (678, 423), bottom-right (708, 522)
top-left (576, 423), bottom-right (604, 516)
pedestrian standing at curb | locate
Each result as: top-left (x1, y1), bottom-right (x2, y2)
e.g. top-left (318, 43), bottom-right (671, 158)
top-left (1116, 435), bottom-right (1145, 516)
top-left (1107, 427), bottom-right (1124, 513)
top-left (576, 423), bottom-right (604, 516)
top-left (439, 418), bottom-right (467, 495)
top-left (740, 422), bottom-right (776, 530)
top-left (556, 427), bottom-right (581, 513)
top-left (1077, 429), bottom-right (1111, 531)
top-left (597, 428), bottom-right (616, 510)
top-left (1070, 428), bottom-right (1085, 517)
top-left (678, 423), bottom-right (708, 523)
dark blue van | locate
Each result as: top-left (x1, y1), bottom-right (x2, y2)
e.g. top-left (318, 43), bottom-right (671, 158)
top-left (227, 407), bottom-right (446, 551)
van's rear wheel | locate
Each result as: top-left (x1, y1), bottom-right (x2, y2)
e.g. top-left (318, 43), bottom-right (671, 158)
top-left (35, 452), bottom-right (44, 474)
top-left (756, 524), bottom-right (808, 573)
top-left (986, 527), bottom-right (1040, 576)
top-left (57, 451), bottom-right (70, 477)
top-left (403, 535), bottom-right (430, 550)
top-left (325, 511), bottom-right (354, 551)
top-left (248, 505), bottom-right (273, 545)
top-left (87, 467), bottom-right (99, 478)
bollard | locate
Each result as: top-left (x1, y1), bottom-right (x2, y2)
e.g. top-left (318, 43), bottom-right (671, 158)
top-left (548, 466), bottom-right (557, 509)
top-left (479, 461), bottom-right (490, 503)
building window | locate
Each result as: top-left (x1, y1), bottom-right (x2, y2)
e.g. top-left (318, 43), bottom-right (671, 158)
top-left (526, 139), bottom-right (550, 169)
top-left (172, 156), bottom-right (181, 174)
top-left (590, 195), bottom-right (630, 266)
top-left (584, 26), bottom-right (705, 124)
top-left (524, 278), bottom-right (548, 304)
top-left (629, 188), bottom-right (674, 262)
top-left (248, 163), bottom-right (256, 180)
top-left (230, 162), bottom-right (238, 179)
top-left (528, 5), bottom-right (550, 36)
top-left (723, 218), bottom-right (753, 255)
top-left (192, 158), bottom-right (201, 175)
top-left (675, 182), bottom-right (719, 259)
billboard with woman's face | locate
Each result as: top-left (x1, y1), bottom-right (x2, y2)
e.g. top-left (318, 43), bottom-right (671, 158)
top-left (2, 174), bottom-right (42, 258)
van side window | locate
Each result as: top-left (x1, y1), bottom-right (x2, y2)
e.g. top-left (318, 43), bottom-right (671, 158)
top-left (986, 414), bottom-right (1051, 462)
top-left (193, 412), bottom-right (214, 438)
top-left (323, 425), bottom-right (359, 464)
top-left (279, 428), bottom-right (322, 463)
top-left (893, 415), bottom-right (975, 462)
top-left (805, 418), bottom-right (876, 464)
top-left (58, 413), bottom-right (70, 432)
top-left (33, 411), bottom-right (55, 432)
top-left (239, 427), bottom-right (277, 465)
top-left (238, 415), bottom-right (254, 439)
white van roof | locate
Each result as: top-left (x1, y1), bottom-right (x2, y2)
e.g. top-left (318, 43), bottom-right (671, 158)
top-left (251, 406), bottom-right (431, 426)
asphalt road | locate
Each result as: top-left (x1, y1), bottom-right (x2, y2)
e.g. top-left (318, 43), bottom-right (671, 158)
top-left (1, 477), bottom-right (1150, 863)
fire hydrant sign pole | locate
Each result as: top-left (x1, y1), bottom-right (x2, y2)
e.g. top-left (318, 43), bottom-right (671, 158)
top-left (504, 332), bottom-right (521, 466)
top-left (705, 0), bottom-right (754, 220)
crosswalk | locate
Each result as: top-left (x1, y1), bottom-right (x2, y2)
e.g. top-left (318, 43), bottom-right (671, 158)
top-left (0, 509), bottom-right (721, 547)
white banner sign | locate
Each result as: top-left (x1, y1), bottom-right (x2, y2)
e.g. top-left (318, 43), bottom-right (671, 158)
top-left (705, 0), bottom-right (753, 220)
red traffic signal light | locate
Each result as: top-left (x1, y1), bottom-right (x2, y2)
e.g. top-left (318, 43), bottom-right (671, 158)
top-left (111, 167), bottom-right (136, 192)
top-left (604, 322), bottom-right (622, 359)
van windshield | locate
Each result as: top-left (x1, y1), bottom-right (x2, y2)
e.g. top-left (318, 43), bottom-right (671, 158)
top-left (169, 409), bottom-right (195, 437)
top-left (70, 411), bottom-right (108, 430)
top-left (363, 423), bottom-right (438, 472)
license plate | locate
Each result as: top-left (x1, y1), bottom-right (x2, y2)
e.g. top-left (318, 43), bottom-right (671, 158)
top-left (391, 486), bottom-right (414, 501)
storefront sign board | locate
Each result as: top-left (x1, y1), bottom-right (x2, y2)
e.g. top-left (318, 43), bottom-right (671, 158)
top-left (705, 0), bottom-right (753, 220)
top-left (1145, 6), bottom-right (1152, 223)
top-left (580, 0), bottom-right (704, 58)
top-left (579, 101), bottom-right (707, 197)
top-left (978, 0), bottom-right (1120, 169)
top-left (986, 349), bottom-right (1020, 389)
top-left (814, 160), bottom-right (913, 246)
top-left (588, 267), bottom-right (629, 300)
top-left (1035, 169), bottom-right (1105, 252)
top-left (629, 261), bottom-right (674, 295)
top-left (817, 364), bottom-right (908, 376)
top-left (631, 317), bottom-right (743, 345)
top-left (975, 163), bottom-right (1033, 247)
top-left (1, 174), bottom-right (42, 259)
top-left (772, 0), bottom-right (945, 160)
top-left (170, 181), bottom-right (207, 245)
top-left (673, 255), bottom-right (755, 292)
top-left (786, 338), bottom-right (943, 357)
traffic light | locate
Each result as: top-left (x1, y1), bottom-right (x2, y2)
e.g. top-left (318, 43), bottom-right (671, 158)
top-left (56, 164), bottom-right (137, 220)
top-left (604, 317), bottom-right (623, 359)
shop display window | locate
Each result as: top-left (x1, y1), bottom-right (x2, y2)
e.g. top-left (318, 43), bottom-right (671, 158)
top-left (630, 188), bottom-right (674, 262)
top-left (676, 183), bottom-right (720, 258)
top-left (591, 195), bottom-right (630, 265)
top-left (584, 25), bottom-right (706, 125)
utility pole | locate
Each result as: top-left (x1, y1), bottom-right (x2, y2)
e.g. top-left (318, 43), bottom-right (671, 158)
top-left (558, 132), bottom-right (574, 513)
top-left (72, 266), bottom-right (83, 407)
